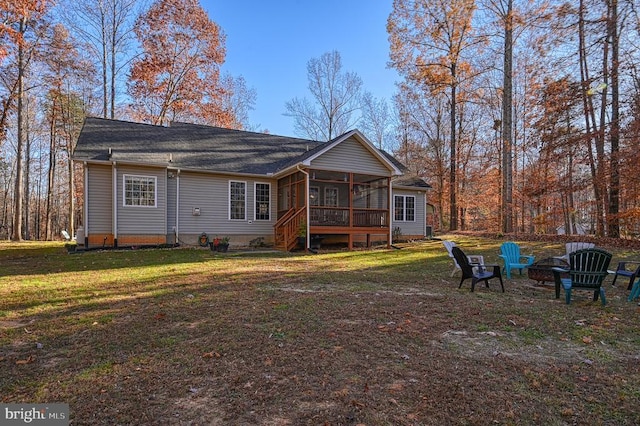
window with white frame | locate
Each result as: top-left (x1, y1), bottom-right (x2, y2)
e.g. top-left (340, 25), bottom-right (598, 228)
top-left (394, 195), bottom-right (415, 221)
top-left (123, 175), bottom-right (156, 207)
top-left (255, 182), bottom-right (270, 221)
top-left (229, 181), bottom-right (246, 220)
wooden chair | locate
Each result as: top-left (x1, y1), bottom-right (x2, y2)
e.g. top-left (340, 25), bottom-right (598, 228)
top-left (610, 261), bottom-right (640, 290)
top-left (498, 241), bottom-right (535, 279)
top-left (442, 240), bottom-right (484, 277)
top-left (451, 246), bottom-right (503, 292)
top-left (552, 248), bottom-right (612, 305)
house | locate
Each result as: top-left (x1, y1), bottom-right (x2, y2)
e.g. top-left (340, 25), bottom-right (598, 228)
top-left (556, 223), bottom-right (588, 236)
top-left (72, 117), bottom-right (431, 250)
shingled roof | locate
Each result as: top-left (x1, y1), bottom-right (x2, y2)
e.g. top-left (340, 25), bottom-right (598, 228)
top-left (73, 118), bottom-right (431, 190)
top-left (73, 117), bottom-right (326, 175)
top-left (392, 176), bottom-right (432, 189)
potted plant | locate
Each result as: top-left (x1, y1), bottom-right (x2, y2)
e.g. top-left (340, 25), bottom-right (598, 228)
top-left (297, 221), bottom-right (307, 249)
top-left (310, 234), bottom-right (324, 250)
top-left (210, 236), bottom-right (230, 252)
top-left (297, 220), bottom-right (323, 250)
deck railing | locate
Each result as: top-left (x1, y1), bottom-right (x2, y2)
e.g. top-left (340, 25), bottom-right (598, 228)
top-left (310, 207), bottom-right (388, 228)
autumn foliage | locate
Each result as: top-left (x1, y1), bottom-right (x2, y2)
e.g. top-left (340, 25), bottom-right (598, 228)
top-left (0, 1), bottom-right (48, 59)
top-left (127, 0), bottom-right (233, 127)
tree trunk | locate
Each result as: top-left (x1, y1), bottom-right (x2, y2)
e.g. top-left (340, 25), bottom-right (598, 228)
top-left (110, 0), bottom-right (117, 119)
top-left (608, 0), bottom-right (620, 237)
top-left (12, 18), bottom-right (26, 242)
top-left (597, 10), bottom-right (610, 236)
top-left (46, 97), bottom-right (57, 241)
top-left (501, 0), bottom-right (514, 234)
top-left (65, 93), bottom-right (76, 239)
top-left (101, 7), bottom-right (108, 118)
top-left (578, 0), bottom-right (605, 236)
top-left (449, 68), bottom-right (457, 231)
top-left (24, 98), bottom-right (31, 240)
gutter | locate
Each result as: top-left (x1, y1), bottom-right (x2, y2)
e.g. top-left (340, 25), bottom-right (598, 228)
top-left (175, 170), bottom-right (180, 244)
top-left (388, 176), bottom-right (393, 247)
top-left (83, 162), bottom-right (89, 247)
top-left (296, 165), bottom-right (310, 249)
top-left (112, 161), bottom-right (118, 248)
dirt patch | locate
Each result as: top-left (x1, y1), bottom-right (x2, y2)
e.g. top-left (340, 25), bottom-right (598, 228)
top-left (0, 319), bottom-right (33, 329)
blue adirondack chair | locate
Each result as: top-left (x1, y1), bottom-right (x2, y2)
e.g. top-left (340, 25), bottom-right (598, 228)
top-left (499, 241), bottom-right (535, 279)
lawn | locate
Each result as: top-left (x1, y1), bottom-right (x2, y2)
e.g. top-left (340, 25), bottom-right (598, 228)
top-left (1, 236), bottom-right (639, 425)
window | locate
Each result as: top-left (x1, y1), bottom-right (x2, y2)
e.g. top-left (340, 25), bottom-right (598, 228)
top-left (230, 181), bottom-right (246, 220)
top-left (123, 175), bottom-right (156, 207)
top-left (394, 195), bottom-right (415, 222)
top-left (255, 183), bottom-right (270, 221)
top-left (309, 186), bottom-right (320, 206)
top-left (325, 187), bottom-right (338, 207)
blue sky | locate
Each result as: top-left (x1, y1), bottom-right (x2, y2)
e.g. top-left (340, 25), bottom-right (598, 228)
top-left (203, 0), bottom-right (400, 137)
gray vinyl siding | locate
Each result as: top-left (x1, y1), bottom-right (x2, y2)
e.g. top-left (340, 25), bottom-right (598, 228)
top-left (392, 189), bottom-right (426, 237)
top-left (177, 172), bottom-right (278, 236)
top-left (166, 171), bottom-right (177, 236)
top-left (116, 165), bottom-right (166, 234)
top-left (87, 164), bottom-right (112, 233)
top-left (311, 136), bottom-right (391, 175)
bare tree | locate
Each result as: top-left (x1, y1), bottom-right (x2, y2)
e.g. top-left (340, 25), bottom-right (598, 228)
top-left (285, 50), bottom-right (363, 141)
top-left (393, 84), bottom-right (449, 230)
top-left (214, 74), bottom-right (257, 130)
top-left (59, 0), bottom-right (139, 119)
top-left (360, 91), bottom-right (391, 150)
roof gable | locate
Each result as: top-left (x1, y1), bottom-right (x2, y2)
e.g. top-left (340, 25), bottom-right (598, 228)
top-left (302, 130), bottom-right (402, 175)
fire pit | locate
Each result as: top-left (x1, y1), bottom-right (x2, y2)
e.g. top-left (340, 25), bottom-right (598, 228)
top-left (528, 257), bottom-right (569, 284)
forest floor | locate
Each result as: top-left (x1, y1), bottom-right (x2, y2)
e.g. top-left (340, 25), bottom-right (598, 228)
top-left (1, 235), bottom-right (639, 425)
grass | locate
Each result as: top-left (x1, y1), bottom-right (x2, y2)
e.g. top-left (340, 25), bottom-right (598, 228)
top-left (1, 235), bottom-right (640, 425)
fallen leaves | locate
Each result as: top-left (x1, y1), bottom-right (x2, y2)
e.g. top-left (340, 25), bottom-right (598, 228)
top-left (388, 381), bottom-right (405, 393)
top-left (16, 355), bottom-right (36, 365)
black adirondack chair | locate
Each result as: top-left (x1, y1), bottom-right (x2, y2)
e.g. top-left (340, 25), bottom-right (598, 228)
top-left (451, 246), bottom-right (504, 292)
top-left (552, 248), bottom-right (612, 305)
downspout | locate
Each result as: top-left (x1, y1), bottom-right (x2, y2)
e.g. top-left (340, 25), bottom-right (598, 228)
top-left (83, 162), bottom-right (88, 247)
top-left (112, 161), bottom-right (118, 248)
top-left (175, 169), bottom-right (180, 244)
top-left (297, 165), bottom-right (309, 249)
top-left (388, 177), bottom-right (393, 247)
